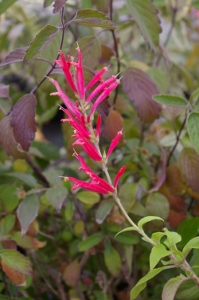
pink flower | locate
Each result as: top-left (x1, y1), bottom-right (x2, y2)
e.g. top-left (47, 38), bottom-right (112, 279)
top-left (55, 52), bottom-right (77, 93)
top-left (49, 77), bottom-right (81, 118)
top-left (95, 115), bottom-right (101, 137)
top-left (76, 46), bottom-right (85, 100)
top-left (85, 67), bottom-right (108, 91)
top-left (107, 130), bottom-right (123, 158)
top-left (114, 166), bottom-right (126, 188)
top-left (86, 76), bottom-right (116, 103)
top-left (73, 138), bottom-right (102, 161)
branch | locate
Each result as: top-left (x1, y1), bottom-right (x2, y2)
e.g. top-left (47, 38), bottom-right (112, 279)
top-left (26, 155), bottom-right (50, 188)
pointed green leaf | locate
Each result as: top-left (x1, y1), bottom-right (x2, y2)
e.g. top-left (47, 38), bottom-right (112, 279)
top-left (95, 201), bottom-right (114, 224)
top-left (163, 231), bottom-right (182, 247)
top-left (190, 87), bottom-right (199, 103)
top-left (153, 95), bottom-right (187, 107)
top-left (183, 237), bottom-right (199, 255)
top-left (151, 232), bottom-right (166, 244)
top-left (115, 232), bottom-right (139, 245)
top-left (138, 216), bottom-right (164, 229)
top-left (130, 267), bottom-right (166, 299)
top-left (74, 9), bottom-right (116, 29)
top-left (0, 249), bottom-right (32, 275)
top-left (6, 172), bottom-right (37, 187)
top-left (23, 25), bottom-right (59, 64)
top-left (146, 193), bottom-right (170, 220)
top-left (104, 242), bottom-right (121, 275)
top-left (162, 275), bottom-right (190, 300)
top-left (78, 233), bottom-right (103, 252)
top-left (17, 194), bottom-right (39, 236)
top-left (126, 0), bottom-right (161, 51)
top-left (187, 112), bottom-right (199, 154)
top-left (45, 186), bottom-right (68, 212)
top-left (150, 244), bottom-right (171, 270)
top-left (115, 227), bottom-right (138, 238)
top-left (76, 191), bottom-right (100, 206)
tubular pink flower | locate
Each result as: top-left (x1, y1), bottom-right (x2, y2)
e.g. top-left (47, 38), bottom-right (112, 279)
top-left (73, 138), bottom-right (102, 161)
top-left (96, 115), bottom-right (101, 137)
top-left (76, 47), bottom-right (85, 100)
top-left (107, 130), bottom-right (123, 158)
top-left (55, 52), bottom-right (77, 93)
top-left (114, 166), bottom-right (126, 188)
top-left (91, 80), bottom-right (120, 115)
top-left (49, 77), bottom-right (81, 118)
top-left (64, 176), bottom-right (110, 194)
top-left (86, 76), bottom-right (116, 103)
top-left (74, 153), bottom-right (115, 193)
top-left (85, 67), bottom-right (108, 91)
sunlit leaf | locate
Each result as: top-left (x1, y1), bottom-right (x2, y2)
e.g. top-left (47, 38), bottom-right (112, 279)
top-left (138, 216), bottom-right (164, 229)
top-left (74, 9), bottom-right (116, 29)
top-left (153, 95), bottom-right (187, 107)
top-left (17, 194), bottom-right (39, 236)
top-left (183, 237), bottom-right (199, 255)
top-left (1, 260), bottom-right (26, 286)
top-left (122, 68), bottom-right (161, 123)
top-left (130, 267), bottom-right (166, 299)
top-left (0, 249), bottom-right (32, 275)
top-left (187, 112), bottom-right (199, 154)
top-left (126, 0), bottom-right (161, 51)
top-left (23, 25), bottom-right (59, 64)
top-left (150, 244), bottom-right (171, 270)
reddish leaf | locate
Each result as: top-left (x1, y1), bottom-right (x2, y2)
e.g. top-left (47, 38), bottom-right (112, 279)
top-left (0, 47), bottom-right (28, 67)
top-left (104, 109), bottom-right (124, 141)
top-left (0, 84), bottom-right (9, 98)
top-left (63, 260), bottom-right (81, 286)
top-left (53, 0), bottom-right (67, 14)
top-left (2, 240), bottom-right (17, 250)
top-left (0, 115), bottom-right (26, 158)
top-left (166, 163), bottom-right (186, 195)
top-left (178, 148), bottom-right (199, 193)
top-left (10, 94), bottom-right (37, 151)
top-left (122, 68), bottom-right (161, 123)
top-left (1, 260), bottom-right (26, 286)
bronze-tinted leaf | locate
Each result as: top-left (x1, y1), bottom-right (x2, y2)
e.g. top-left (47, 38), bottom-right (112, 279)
top-left (0, 115), bottom-right (26, 158)
top-left (178, 148), bottom-right (199, 193)
top-left (104, 109), bottom-right (124, 141)
top-left (10, 94), bottom-right (37, 151)
top-left (166, 163), bottom-right (186, 195)
top-left (53, 0), bottom-right (67, 14)
top-left (63, 260), bottom-right (81, 287)
top-left (0, 47), bottom-right (28, 67)
top-left (122, 67), bottom-right (161, 123)
top-left (1, 260), bottom-right (26, 286)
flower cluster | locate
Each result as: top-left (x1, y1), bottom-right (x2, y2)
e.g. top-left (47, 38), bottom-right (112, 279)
top-left (49, 46), bottom-right (126, 194)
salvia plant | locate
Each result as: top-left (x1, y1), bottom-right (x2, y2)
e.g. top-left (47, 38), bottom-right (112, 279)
top-left (1, 0), bottom-right (199, 300)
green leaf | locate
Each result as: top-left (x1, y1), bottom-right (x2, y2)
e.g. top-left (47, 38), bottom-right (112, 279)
top-left (115, 227), bottom-right (138, 238)
top-left (0, 249), bottom-right (32, 275)
top-left (95, 201), bottom-right (114, 224)
top-left (76, 191), bottom-right (100, 206)
top-left (183, 237), bottom-right (199, 255)
top-left (78, 233), bottom-right (103, 252)
top-left (43, 0), bottom-right (54, 8)
top-left (1, 214), bottom-right (16, 235)
top-left (163, 231), bottom-right (182, 247)
top-left (30, 141), bottom-right (60, 160)
top-left (162, 275), bottom-right (188, 300)
top-left (187, 112), bottom-right (199, 154)
top-left (126, 0), bottom-right (161, 51)
top-left (118, 182), bottom-right (136, 212)
top-left (74, 9), bottom-right (116, 29)
top-left (0, 184), bottom-right (19, 212)
top-left (138, 216), bottom-right (164, 229)
top-left (130, 267), bottom-right (166, 299)
top-left (6, 172), bottom-right (37, 187)
top-left (151, 232), bottom-right (166, 244)
top-left (45, 186), bottom-right (68, 212)
top-left (150, 244), bottom-right (171, 270)
top-left (115, 232), bottom-right (139, 245)
top-left (190, 87), bottom-right (199, 103)
top-left (153, 95), bottom-right (187, 107)
top-left (0, 0), bottom-right (16, 15)
top-left (192, 0), bottom-right (199, 10)
top-left (23, 25), bottom-right (59, 64)
top-left (17, 194), bottom-right (39, 236)
top-left (146, 193), bottom-right (170, 220)
top-left (104, 242), bottom-right (121, 275)
top-left (176, 280), bottom-right (199, 300)
top-left (177, 217), bottom-right (199, 248)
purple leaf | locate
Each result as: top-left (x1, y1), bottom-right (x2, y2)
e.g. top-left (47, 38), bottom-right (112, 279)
top-left (53, 0), bottom-right (67, 14)
top-left (10, 94), bottom-right (37, 151)
top-left (0, 116), bottom-right (26, 158)
top-left (0, 47), bottom-right (28, 67)
top-left (122, 68), bottom-right (161, 123)
top-left (0, 84), bottom-right (9, 98)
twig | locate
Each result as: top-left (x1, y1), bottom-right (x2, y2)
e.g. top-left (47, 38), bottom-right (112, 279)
top-left (26, 155), bottom-right (50, 187)
top-left (167, 114), bottom-right (187, 166)
top-left (110, 0), bottom-right (120, 107)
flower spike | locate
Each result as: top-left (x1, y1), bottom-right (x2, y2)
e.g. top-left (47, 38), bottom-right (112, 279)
top-left (107, 130), bottom-right (123, 158)
top-left (76, 45), bottom-right (85, 100)
top-left (85, 67), bottom-right (108, 91)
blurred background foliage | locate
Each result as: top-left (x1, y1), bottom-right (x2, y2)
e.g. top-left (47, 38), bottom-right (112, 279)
top-left (1, 0), bottom-right (199, 299)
